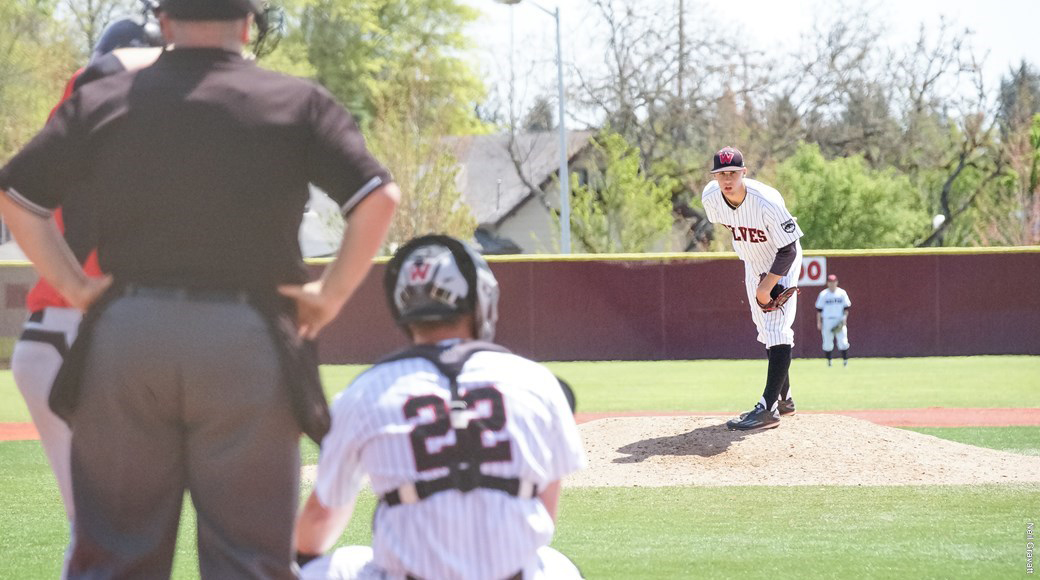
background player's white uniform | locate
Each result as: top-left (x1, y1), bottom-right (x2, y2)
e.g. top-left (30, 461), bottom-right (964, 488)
top-left (701, 178), bottom-right (804, 347)
top-left (11, 308), bottom-right (81, 521)
top-left (816, 286), bottom-right (852, 351)
top-left (304, 346), bottom-right (586, 580)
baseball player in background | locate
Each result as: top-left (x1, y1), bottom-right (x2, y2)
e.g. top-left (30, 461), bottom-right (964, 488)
top-left (816, 274), bottom-right (852, 366)
top-left (701, 146), bottom-right (804, 431)
top-left (294, 234), bottom-right (586, 580)
top-left (8, 14), bottom-right (162, 577)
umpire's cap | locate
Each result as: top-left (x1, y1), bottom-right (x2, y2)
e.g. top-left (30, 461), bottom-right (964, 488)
top-left (384, 235), bottom-right (500, 342)
top-left (160, 0), bottom-right (263, 21)
top-left (92, 18), bottom-right (164, 60)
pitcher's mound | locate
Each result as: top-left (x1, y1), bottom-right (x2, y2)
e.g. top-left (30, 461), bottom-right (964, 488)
top-left (569, 414), bottom-right (1040, 487)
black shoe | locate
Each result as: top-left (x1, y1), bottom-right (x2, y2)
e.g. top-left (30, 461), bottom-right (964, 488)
top-left (827, 359), bottom-right (832, 367)
top-left (778, 397), bottom-right (796, 416)
top-left (727, 403), bottom-right (780, 431)
top-left (843, 359), bottom-right (848, 367)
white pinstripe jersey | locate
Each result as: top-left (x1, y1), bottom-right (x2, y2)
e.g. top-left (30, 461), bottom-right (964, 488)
top-left (314, 345), bottom-right (586, 580)
top-left (701, 178), bottom-right (804, 277)
top-left (815, 287), bottom-right (851, 319)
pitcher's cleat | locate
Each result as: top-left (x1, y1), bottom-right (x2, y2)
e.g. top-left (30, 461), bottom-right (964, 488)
top-left (727, 403), bottom-right (781, 431)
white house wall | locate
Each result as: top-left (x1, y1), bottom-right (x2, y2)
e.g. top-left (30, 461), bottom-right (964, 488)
top-left (495, 195), bottom-right (558, 254)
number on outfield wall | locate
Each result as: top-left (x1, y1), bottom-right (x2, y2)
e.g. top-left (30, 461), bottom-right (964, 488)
top-left (798, 257), bottom-right (827, 286)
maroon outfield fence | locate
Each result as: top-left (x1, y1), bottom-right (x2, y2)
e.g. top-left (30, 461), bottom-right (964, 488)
top-left (314, 247), bottom-right (1040, 363)
top-left (0, 247), bottom-right (1037, 363)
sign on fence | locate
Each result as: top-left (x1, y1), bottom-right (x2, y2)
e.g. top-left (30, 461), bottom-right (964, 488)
top-left (798, 256), bottom-right (827, 286)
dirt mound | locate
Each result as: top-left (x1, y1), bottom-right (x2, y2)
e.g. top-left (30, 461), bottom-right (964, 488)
top-left (569, 415), bottom-right (1040, 487)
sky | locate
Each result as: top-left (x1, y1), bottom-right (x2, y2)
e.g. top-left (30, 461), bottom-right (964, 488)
top-left (462, 0), bottom-right (1040, 123)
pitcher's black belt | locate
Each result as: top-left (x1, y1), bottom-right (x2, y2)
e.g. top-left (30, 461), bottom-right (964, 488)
top-left (381, 474), bottom-right (538, 507)
top-left (122, 284), bottom-right (250, 304)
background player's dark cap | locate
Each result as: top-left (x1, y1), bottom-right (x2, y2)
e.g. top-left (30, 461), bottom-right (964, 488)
top-left (711, 146), bottom-right (745, 173)
top-left (92, 18), bottom-right (163, 59)
top-left (160, 0), bottom-right (262, 20)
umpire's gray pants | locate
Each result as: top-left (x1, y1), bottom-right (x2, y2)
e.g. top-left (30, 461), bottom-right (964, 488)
top-left (67, 295), bottom-right (300, 579)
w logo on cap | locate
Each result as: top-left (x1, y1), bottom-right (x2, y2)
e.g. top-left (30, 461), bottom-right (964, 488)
top-left (409, 261), bottom-right (432, 283)
top-left (711, 146), bottom-right (745, 173)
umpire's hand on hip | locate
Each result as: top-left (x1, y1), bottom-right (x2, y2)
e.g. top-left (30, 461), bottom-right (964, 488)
top-left (280, 184), bottom-right (400, 340)
top-left (278, 280), bottom-right (347, 340)
top-left (68, 275), bottom-right (114, 311)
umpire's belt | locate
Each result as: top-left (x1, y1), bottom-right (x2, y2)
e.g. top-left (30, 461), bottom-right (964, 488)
top-left (122, 284), bottom-right (250, 304)
top-left (381, 475), bottom-right (538, 507)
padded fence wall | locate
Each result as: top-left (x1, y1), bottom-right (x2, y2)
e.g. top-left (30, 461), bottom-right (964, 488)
top-left (0, 250), bottom-right (1036, 363)
top-left (314, 250), bottom-right (1040, 363)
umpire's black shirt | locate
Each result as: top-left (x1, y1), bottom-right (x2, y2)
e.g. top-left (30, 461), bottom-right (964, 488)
top-left (0, 48), bottom-right (391, 291)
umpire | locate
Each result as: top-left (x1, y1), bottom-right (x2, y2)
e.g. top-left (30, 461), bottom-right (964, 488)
top-left (0, 0), bottom-right (399, 578)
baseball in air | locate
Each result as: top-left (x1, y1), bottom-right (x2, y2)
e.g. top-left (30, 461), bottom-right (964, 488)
top-left (932, 214), bottom-right (946, 229)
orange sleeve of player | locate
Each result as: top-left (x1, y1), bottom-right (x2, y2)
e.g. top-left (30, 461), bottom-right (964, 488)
top-left (26, 67), bottom-right (91, 312)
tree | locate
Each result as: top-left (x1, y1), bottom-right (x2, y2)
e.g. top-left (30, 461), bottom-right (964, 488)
top-left (364, 68), bottom-right (476, 252)
top-left (521, 96), bottom-right (554, 132)
top-left (0, 0), bottom-right (77, 161)
top-left (776, 144), bottom-right (927, 249)
top-left (997, 61), bottom-right (1040, 136)
top-left (567, 130), bottom-right (676, 253)
top-left (286, 0), bottom-right (486, 133)
top-left (59, 0), bottom-right (139, 58)
top-left (1029, 114), bottom-right (1040, 243)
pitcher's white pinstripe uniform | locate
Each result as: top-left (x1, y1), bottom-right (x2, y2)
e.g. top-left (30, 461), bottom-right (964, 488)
top-left (702, 178), bottom-right (804, 347)
top-left (309, 348), bottom-right (586, 580)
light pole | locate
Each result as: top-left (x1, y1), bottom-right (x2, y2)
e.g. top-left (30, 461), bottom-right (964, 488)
top-left (494, 0), bottom-right (571, 253)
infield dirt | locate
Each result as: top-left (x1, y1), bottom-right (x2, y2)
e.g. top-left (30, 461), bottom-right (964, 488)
top-left (568, 414), bottom-right (1040, 487)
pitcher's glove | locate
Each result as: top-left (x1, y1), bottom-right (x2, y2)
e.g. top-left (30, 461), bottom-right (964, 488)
top-left (831, 320), bottom-right (845, 333)
top-left (757, 280), bottom-right (799, 313)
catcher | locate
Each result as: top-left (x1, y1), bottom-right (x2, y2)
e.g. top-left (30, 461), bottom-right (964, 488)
top-left (816, 274), bottom-right (852, 366)
top-left (700, 146), bottom-right (804, 431)
top-left (294, 235), bottom-right (586, 579)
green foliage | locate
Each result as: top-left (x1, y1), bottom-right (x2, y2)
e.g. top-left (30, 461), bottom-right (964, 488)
top-left (776, 144), bottom-right (928, 249)
top-left (1030, 113), bottom-right (1040, 194)
top-left (0, 0), bottom-right (77, 161)
top-left (364, 59), bottom-right (477, 251)
top-left (281, 0), bottom-right (486, 133)
top-left (568, 131), bottom-right (677, 253)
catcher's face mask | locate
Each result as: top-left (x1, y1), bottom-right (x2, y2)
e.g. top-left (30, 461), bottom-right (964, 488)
top-left (385, 235), bottom-right (500, 342)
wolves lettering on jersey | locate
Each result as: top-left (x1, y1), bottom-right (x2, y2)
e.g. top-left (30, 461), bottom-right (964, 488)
top-left (701, 178), bottom-right (804, 275)
top-left (815, 288), bottom-right (851, 319)
top-left (721, 224), bottom-right (767, 243)
top-left (315, 350), bottom-right (586, 580)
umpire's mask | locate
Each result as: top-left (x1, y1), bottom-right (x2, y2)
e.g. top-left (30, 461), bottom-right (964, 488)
top-left (384, 235), bottom-right (500, 342)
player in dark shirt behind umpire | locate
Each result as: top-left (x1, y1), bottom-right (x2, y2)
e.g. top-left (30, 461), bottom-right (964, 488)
top-left (0, 0), bottom-right (400, 578)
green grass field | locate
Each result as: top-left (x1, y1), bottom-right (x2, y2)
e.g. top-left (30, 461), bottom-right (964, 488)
top-left (1, 356), bottom-right (1038, 579)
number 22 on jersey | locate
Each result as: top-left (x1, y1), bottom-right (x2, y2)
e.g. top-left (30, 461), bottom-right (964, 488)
top-left (403, 386), bottom-right (512, 472)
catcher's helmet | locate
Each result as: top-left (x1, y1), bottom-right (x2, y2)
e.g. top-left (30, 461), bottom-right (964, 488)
top-left (384, 235), bottom-right (500, 341)
top-left (92, 18), bottom-right (163, 60)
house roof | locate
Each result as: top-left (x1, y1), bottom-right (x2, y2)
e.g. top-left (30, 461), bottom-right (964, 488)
top-left (446, 130), bottom-right (595, 226)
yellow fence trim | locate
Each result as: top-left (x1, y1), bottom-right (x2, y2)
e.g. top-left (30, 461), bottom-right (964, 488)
top-left (1, 246), bottom-right (1036, 269)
